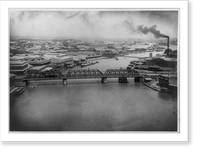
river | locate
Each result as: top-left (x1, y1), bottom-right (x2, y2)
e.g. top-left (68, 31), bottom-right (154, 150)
top-left (10, 56), bottom-right (178, 131)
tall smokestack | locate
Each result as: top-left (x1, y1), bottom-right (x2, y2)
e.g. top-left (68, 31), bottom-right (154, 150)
top-left (166, 36), bottom-right (170, 56)
top-left (167, 36), bottom-right (169, 50)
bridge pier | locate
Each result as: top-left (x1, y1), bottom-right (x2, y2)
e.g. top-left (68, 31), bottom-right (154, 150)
top-left (118, 77), bottom-right (128, 83)
top-left (101, 77), bottom-right (107, 83)
top-left (24, 80), bottom-right (29, 86)
top-left (63, 78), bottom-right (67, 85)
top-left (134, 76), bottom-right (142, 82)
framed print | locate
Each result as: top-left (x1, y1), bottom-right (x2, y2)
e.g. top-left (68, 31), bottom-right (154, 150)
top-left (0, 0), bottom-right (188, 141)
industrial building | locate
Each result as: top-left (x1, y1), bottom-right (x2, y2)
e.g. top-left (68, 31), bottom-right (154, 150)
top-left (158, 74), bottom-right (177, 96)
top-left (27, 57), bottom-right (50, 66)
top-left (144, 57), bottom-right (177, 68)
top-left (10, 73), bottom-right (16, 93)
top-left (10, 60), bottom-right (32, 75)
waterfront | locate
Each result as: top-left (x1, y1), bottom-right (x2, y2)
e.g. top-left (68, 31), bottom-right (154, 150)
top-left (10, 56), bottom-right (177, 131)
top-left (73, 57), bottom-right (134, 71)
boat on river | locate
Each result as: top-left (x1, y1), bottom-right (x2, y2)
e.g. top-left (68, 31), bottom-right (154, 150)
top-left (81, 62), bottom-right (91, 67)
top-left (81, 60), bottom-right (98, 67)
top-left (15, 87), bottom-right (25, 95)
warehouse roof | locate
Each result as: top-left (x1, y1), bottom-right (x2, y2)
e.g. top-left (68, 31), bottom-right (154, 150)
top-left (30, 65), bottom-right (46, 71)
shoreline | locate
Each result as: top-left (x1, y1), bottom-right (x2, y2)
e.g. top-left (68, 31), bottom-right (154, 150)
top-left (142, 77), bottom-right (161, 92)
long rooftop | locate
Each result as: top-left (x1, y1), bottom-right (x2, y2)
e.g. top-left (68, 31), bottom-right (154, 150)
top-left (10, 60), bottom-right (28, 65)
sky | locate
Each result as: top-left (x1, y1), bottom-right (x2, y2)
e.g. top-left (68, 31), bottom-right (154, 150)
top-left (10, 10), bottom-right (178, 40)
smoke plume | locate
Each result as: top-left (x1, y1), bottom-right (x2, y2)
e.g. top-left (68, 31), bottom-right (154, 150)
top-left (123, 19), bottom-right (169, 38)
top-left (137, 25), bottom-right (169, 38)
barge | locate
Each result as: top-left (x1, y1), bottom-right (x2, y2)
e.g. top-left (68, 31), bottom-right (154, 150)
top-left (15, 87), bottom-right (25, 95)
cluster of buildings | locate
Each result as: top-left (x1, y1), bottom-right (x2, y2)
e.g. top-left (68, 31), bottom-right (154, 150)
top-left (10, 39), bottom-right (169, 57)
top-left (133, 56), bottom-right (177, 72)
top-left (10, 38), bottom-right (178, 75)
top-left (158, 74), bottom-right (177, 96)
top-left (10, 52), bottom-right (74, 75)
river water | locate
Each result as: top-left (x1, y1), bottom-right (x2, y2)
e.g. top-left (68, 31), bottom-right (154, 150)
top-left (10, 56), bottom-right (178, 131)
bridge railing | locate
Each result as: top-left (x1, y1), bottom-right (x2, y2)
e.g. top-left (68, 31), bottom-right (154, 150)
top-left (24, 71), bottom-right (64, 80)
top-left (104, 69), bottom-right (138, 78)
top-left (65, 69), bottom-right (104, 79)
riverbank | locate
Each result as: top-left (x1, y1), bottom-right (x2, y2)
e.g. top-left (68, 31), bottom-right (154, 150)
top-left (142, 78), bottom-right (161, 91)
top-left (126, 51), bottom-right (164, 58)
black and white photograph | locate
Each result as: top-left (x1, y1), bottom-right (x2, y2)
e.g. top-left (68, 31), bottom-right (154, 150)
top-left (9, 9), bottom-right (178, 131)
top-left (0, 0), bottom-right (192, 146)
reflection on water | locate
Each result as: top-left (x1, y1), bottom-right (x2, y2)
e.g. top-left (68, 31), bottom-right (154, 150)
top-left (10, 78), bottom-right (177, 131)
top-left (158, 91), bottom-right (177, 102)
top-left (73, 57), bottom-right (135, 71)
top-left (10, 57), bottom-right (177, 131)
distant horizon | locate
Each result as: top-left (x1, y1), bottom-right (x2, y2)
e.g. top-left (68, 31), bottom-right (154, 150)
top-left (10, 36), bottom-right (177, 41)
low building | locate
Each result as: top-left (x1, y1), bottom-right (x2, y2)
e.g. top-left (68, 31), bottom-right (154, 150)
top-left (41, 67), bottom-right (53, 73)
top-left (169, 75), bottom-right (177, 85)
top-left (102, 49), bottom-right (118, 57)
top-left (135, 48), bottom-right (146, 53)
top-left (11, 54), bottom-right (41, 61)
top-left (28, 65), bottom-right (47, 73)
top-left (149, 65), bottom-right (160, 71)
top-left (134, 65), bottom-right (149, 70)
top-left (43, 53), bottom-right (63, 60)
top-left (10, 55), bottom-right (27, 61)
top-left (168, 50), bottom-right (177, 58)
top-left (164, 49), bottom-right (177, 58)
top-left (91, 47), bottom-right (98, 51)
top-left (51, 56), bottom-right (73, 65)
top-left (158, 74), bottom-right (177, 96)
top-left (67, 46), bottom-right (79, 52)
top-left (86, 53), bottom-right (101, 59)
top-left (28, 57), bottom-right (50, 66)
top-left (10, 60), bottom-right (32, 75)
top-left (144, 57), bottom-right (177, 68)
top-left (26, 65), bottom-right (58, 78)
top-left (158, 75), bottom-right (169, 88)
top-left (79, 48), bottom-right (87, 52)
top-left (10, 73), bottom-right (16, 92)
top-left (168, 84), bottom-right (177, 96)
top-left (127, 47), bottom-right (147, 54)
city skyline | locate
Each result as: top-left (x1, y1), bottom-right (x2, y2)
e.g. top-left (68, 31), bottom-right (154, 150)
top-left (10, 10), bottom-right (178, 40)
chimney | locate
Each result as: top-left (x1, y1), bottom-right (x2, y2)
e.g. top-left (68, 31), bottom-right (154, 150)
top-left (166, 36), bottom-right (169, 56)
top-left (167, 36), bottom-right (169, 50)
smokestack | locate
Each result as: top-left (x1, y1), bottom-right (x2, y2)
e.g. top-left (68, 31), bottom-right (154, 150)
top-left (167, 36), bottom-right (169, 50)
top-left (167, 36), bottom-right (170, 56)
